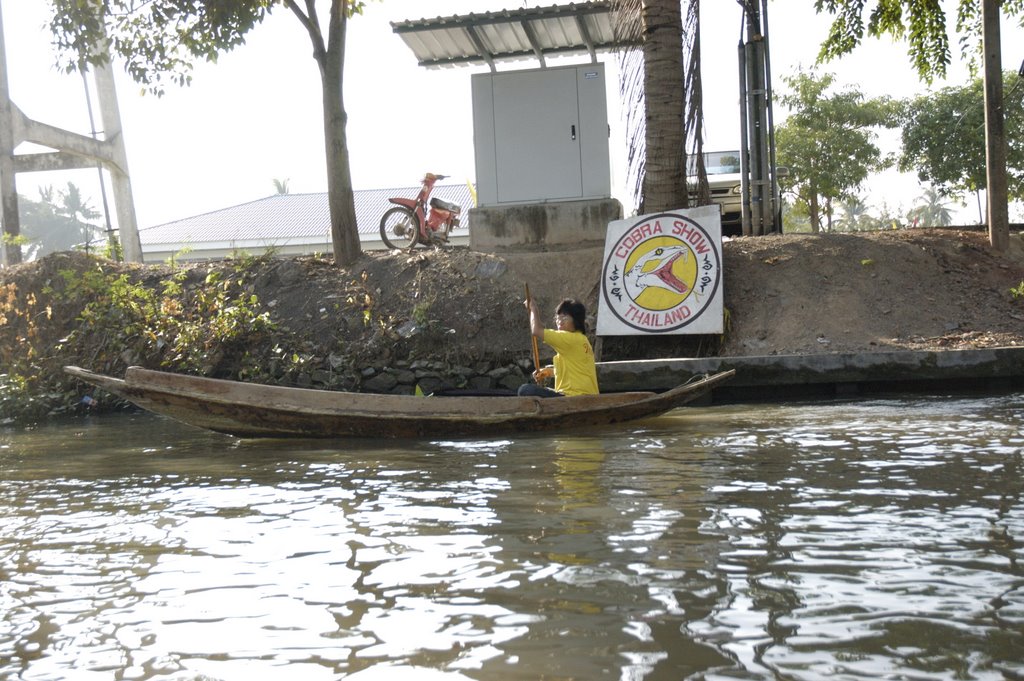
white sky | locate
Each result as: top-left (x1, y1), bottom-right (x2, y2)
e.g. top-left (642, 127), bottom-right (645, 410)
top-left (2, 0), bottom-right (1022, 229)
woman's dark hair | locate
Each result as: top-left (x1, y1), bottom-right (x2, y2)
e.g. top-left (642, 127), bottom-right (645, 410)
top-left (556, 299), bottom-right (587, 334)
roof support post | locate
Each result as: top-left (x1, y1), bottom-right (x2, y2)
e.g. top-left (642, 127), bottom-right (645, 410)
top-left (465, 25), bottom-right (497, 72)
top-left (519, 20), bottom-right (547, 67)
top-left (574, 15), bottom-right (598, 63)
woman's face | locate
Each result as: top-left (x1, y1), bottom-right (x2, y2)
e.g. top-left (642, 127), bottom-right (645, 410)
top-left (555, 312), bottom-right (575, 332)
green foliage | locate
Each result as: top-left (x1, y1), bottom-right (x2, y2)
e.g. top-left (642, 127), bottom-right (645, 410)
top-left (898, 70), bottom-right (1024, 201)
top-left (0, 281), bottom-right (62, 421)
top-left (2, 233), bottom-right (30, 247)
top-left (412, 301), bottom-right (432, 327)
top-left (54, 261), bottom-right (277, 376)
top-left (282, 347), bottom-right (316, 374)
top-left (18, 183), bottom-right (103, 259)
top-left (813, 0), bottom-right (1024, 82)
top-left (229, 246), bottom-right (278, 268)
top-left (1010, 281), bottom-right (1024, 300)
top-left (828, 191), bottom-right (954, 231)
top-left (46, 0), bottom-right (372, 266)
top-left (875, 202), bottom-right (908, 230)
top-left (833, 195), bottom-right (877, 231)
top-left (47, 0), bottom-right (369, 95)
top-left (165, 276), bottom-right (275, 372)
top-left (0, 373), bottom-right (51, 423)
top-left (48, 1), bottom-right (271, 93)
top-left (166, 246), bottom-right (194, 267)
top-left (101, 237), bottom-right (124, 262)
top-left (906, 186), bottom-right (956, 227)
top-left (0, 283), bottom-right (46, 368)
top-left (781, 202), bottom-right (814, 233)
top-left (775, 69), bottom-right (898, 231)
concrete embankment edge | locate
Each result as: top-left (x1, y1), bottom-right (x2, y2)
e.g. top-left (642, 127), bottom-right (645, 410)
top-left (598, 347), bottom-right (1024, 402)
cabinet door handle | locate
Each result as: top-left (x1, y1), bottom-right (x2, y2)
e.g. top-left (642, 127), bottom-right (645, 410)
top-left (570, 124), bottom-right (576, 140)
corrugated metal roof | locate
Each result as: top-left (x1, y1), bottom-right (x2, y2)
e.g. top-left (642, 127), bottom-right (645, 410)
top-left (392, 1), bottom-right (625, 70)
top-left (139, 183), bottom-right (474, 249)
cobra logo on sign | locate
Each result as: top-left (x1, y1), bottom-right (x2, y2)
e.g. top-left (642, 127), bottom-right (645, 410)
top-left (597, 206), bottom-right (724, 335)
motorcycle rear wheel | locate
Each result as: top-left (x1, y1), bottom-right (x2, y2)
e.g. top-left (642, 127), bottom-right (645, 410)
top-left (379, 207), bottom-right (420, 250)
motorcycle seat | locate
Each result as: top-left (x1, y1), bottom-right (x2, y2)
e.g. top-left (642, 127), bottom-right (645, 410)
top-left (430, 197), bottom-right (461, 214)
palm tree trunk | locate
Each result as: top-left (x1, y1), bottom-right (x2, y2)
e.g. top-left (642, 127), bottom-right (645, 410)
top-left (639, 0), bottom-right (687, 213)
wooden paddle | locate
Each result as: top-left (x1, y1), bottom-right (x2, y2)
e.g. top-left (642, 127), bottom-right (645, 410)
top-left (524, 283), bottom-right (541, 374)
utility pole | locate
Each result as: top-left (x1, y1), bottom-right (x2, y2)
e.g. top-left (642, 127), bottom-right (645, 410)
top-left (737, 0), bottom-right (780, 236)
top-left (981, 0), bottom-right (1009, 252)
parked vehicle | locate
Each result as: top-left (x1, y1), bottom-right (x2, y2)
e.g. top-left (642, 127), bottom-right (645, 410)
top-left (687, 151), bottom-right (743, 234)
top-left (688, 150), bottom-right (787, 235)
top-left (379, 173), bottom-right (462, 249)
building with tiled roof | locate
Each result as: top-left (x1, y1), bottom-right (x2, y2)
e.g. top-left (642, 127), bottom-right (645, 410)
top-left (138, 183), bottom-right (474, 262)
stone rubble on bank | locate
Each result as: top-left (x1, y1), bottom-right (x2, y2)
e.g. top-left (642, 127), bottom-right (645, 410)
top-left (288, 357), bottom-right (533, 395)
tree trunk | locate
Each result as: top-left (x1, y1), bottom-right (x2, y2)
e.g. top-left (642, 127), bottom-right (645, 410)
top-left (981, 0), bottom-right (1009, 251)
top-left (640, 0), bottom-right (687, 213)
top-left (320, 2), bottom-right (361, 266)
top-left (809, 187), bottom-right (821, 234)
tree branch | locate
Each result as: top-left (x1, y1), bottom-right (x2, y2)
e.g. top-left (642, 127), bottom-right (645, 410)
top-left (282, 0), bottom-right (328, 66)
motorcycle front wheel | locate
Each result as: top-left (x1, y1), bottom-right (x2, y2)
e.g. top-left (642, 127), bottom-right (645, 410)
top-left (379, 207), bottom-right (420, 250)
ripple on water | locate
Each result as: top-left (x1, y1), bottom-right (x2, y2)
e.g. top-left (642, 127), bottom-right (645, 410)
top-left (1, 395), bottom-right (1023, 679)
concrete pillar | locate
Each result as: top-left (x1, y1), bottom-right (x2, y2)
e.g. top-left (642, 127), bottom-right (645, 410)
top-left (0, 5), bottom-right (142, 264)
top-left (0, 2), bottom-right (21, 265)
top-left (93, 62), bottom-right (142, 262)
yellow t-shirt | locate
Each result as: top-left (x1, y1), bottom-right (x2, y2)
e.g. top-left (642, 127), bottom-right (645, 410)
top-left (543, 329), bottom-right (599, 396)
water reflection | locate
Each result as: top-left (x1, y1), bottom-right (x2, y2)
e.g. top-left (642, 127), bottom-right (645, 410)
top-left (1, 395), bottom-right (1022, 680)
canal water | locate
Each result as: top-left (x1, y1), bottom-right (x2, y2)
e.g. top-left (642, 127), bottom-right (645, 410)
top-left (1, 394), bottom-right (1022, 680)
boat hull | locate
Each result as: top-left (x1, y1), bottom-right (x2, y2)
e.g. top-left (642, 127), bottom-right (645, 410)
top-left (64, 365), bottom-right (735, 439)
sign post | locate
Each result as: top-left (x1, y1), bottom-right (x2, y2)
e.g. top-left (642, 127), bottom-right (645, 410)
top-left (597, 206), bottom-right (724, 336)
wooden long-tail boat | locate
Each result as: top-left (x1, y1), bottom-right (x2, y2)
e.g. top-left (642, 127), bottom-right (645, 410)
top-left (64, 365), bottom-right (735, 439)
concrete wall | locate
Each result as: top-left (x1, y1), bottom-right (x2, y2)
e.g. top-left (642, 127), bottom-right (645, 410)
top-left (597, 348), bottom-right (1024, 399)
top-left (468, 198), bottom-right (622, 251)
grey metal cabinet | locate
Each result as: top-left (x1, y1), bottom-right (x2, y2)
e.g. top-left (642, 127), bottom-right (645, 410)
top-left (472, 63), bottom-right (610, 206)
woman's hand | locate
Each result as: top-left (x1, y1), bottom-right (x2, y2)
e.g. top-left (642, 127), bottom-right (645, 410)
top-left (526, 298), bottom-right (544, 338)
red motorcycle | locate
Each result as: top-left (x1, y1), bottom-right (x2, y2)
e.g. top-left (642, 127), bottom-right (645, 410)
top-left (379, 173), bottom-right (463, 250)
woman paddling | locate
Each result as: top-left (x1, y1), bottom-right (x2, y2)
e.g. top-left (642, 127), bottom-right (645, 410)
top-left (518, 298), bottom-right (599, 398)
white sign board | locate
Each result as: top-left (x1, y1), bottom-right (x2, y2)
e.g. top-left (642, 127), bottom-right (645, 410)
top-left (597, 206), bottom-right (724, 336)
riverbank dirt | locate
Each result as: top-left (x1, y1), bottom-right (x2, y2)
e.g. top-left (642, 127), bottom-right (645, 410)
top-left (463, 227), bottom-right (1024, 358)
top-left (2, 228), bottom-right (1023, 420)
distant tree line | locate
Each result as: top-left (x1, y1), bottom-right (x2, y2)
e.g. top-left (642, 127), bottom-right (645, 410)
top-left (776, 68), bottom-right (1024, 233)
top-left (17, 183), bottom-right (111, 260)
